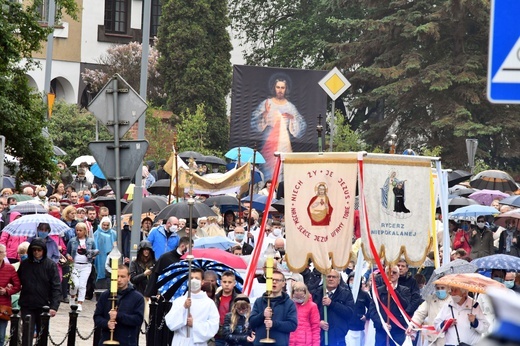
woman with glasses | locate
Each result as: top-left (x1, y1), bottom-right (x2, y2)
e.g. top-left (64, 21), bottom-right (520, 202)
top-left (289, 282), bottom-right (320, 346)
top-left (223, 294), bottom-right (255, 346)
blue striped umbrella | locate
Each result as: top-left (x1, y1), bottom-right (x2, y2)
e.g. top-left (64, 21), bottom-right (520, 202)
top-left (3, 214), bottom-right (69, 237)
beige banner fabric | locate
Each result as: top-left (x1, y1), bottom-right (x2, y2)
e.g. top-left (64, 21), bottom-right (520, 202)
top-left (360, 154), bottom-right (433, 266)
top-left (177, 163), bottom-right (251, 193)
top-left (283, 152), bottom-right (358, 273)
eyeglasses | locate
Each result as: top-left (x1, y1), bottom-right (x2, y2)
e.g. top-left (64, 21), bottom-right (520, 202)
top-left (272, 278), bottom-right (285, 283)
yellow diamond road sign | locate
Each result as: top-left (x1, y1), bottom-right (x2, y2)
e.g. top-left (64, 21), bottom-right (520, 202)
top-left (318, 67), bottom-right (351, 100)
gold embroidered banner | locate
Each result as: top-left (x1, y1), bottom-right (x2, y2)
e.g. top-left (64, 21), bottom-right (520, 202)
top-left (283, 152), bottom-right (357, 273)
top-left (178, 163), bottom-right (251, 193)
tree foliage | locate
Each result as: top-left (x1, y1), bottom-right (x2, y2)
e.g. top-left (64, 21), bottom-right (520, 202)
top-left (175, 104), bottom-right (220, 156)
top-left (0, 0), bottom-right (77, 184)
top-left (158, 0), bottom-right (232, 152)
top-left (144, 110), bottom-right (176, 163)
top-left (81, 41), bottom-right (166, 107)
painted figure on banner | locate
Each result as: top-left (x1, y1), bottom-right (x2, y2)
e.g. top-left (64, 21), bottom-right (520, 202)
top-left (393, 181), bottom-right (410, 213)
top-left (251, 75), bottom-right (307, 178)
top-left (307, 182), bottom-right (333, 226)
top-left (381, 171), bottom-right (397, 212)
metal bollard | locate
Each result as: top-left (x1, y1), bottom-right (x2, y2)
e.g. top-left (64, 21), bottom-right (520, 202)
top-left (9, 308), bottom-right (20, 346)
top-left (39, 306), bottom-right (50, 346)
top-left (67, 305), bottom-right (78, 346)
top-left (147, 296), bottom-right (158, 346)
top-left (21, 315), bottom-right (32, 346)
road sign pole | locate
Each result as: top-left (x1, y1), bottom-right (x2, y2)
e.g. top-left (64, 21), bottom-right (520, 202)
top-left (329, 100), bottom-right (335, 152)
top-left (111, 78), bottom-right (123, 251)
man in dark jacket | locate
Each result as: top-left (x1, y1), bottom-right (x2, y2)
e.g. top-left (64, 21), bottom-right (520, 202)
top-left (397, 259), bottom-right (423, 314)
top-left (369, 265), bottom-right (411, 346)
top-left (312, 269), bottom-right (355, 346)
top-left (214, 270), bottom-right (239, 346)
top-left (250, 270), bottom-right (297, 346)
top-left (94, 264), bottom-right (144, 346)
top-left (18, 238), bottom-right (61, 338)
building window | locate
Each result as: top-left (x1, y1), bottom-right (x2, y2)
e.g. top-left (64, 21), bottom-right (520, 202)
top-left (105, 0), bottom-right (128, 34)
top-left (150, 0), bottom-right (161, 37)
top-left (36, 0), bottom-right (61, 23)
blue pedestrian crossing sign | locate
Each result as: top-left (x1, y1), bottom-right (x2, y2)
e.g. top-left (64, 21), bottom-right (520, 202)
top-left (488, 0), bottom-right (520, 103)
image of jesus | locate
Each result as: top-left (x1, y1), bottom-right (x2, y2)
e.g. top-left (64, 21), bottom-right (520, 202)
top-left (307, 183), bottom-right (333, 226)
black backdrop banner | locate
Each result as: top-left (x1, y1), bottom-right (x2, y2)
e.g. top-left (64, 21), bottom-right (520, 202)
top-left (230, 65), bottom-right (327, 179)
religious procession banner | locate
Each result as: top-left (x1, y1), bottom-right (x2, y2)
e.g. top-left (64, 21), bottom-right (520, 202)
top-left (164, 152), bottom-right (189, 178)
top-left (283, 152), bottom-right (357, 273)
top-left (177, 163), bottom-right (251, 193)
top-left (360, 153), bottom-right (434, 266)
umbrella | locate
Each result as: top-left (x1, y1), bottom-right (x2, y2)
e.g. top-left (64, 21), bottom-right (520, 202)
top-left (90, 196), bottom-right (128, 216)
top-left (272, 198), bottom-right (285, 213)
top-left (471, 254), bottom-right (520, 271)
top-left (445, 197), bottom-right (479, 212)
top-left (493, 209), bottom-right (520, 229)
top-left (448, 205), bottom-right (499, 221)
top-left (178, 151), bottom-right (203, 161)
top-left (155, 201), bottom-right (217, 221)
top-left (147, 179), bottom-right (171, 196)
top-left (204, 195), bottom-right (240, 213)
top-left (3, 214), bottom-right (69, 236)
top-left (194, 236), bottom-right (238, 250)
top-left (2, 176), bottom-right (15, 189)
top-left (157, 259), bottom-right (243, 301)
top-left (225, 147), bottom-right (266, 164)
top-left (449, 187), bottom-right (477, 197)
top-left (11, 202), bottom-right (47, 215)
top-left (10, 194), bottom-right (33, 202)
top-left (94, 186), bottom-right (113, 197)
top-left (90, 163), bottom-right (106, 179)
top-left (122, 195), bottom-right (168, 214)
top-left (422, 259), bottom-right (478, 298)
top-left (470, 170), bottom-right (518, 192)
top-left (434, 273), bottom-right (505, 294)
top-left (198, 155), bottom-right (227, 166)
top-left (241, 194), bottom-right (275, 211)
top-left (448, 170), bottom-right (472, 187)
top-left (71, 155), bottom-right (96, 167)
top-left (180, 248), bottom-right (247, 269)
top-left (52, 146), bottom-right (67, 156)
top-left (468, 189), bottom-right (510, 206)
top-left (498, 195), bottom-right (520, 208)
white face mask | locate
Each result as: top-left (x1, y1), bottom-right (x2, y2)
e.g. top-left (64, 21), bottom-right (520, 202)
top-left (477, 222), bottom-right (485, 229)
top-left (272, 228), bottom-right (282, 237)
top-left (190, 279), bottom-right (201, 292)
top-left (38, 191), bottom-right (46, 197)
top-left (451, 295), bottom-right (464, 304)
top-left (170, 225), bottom-right (178, 233)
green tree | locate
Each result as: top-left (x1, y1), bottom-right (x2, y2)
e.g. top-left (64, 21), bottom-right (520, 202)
top-left (331, 0), bottom-right (520, 170)
top-left (157, 0), bottom-right (232, 152)
top-left (175, 104), bottom-right (220, 156)
top-left (0, 0), bottom-right (77, 184)
top-left (145, 110), bottom-right (176, 163)
top-left (332, 112), bottom-right (366, 152)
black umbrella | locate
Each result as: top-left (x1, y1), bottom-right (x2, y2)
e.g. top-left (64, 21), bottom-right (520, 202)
top-left (147, 179), bottom-right (171, 195)
top-left (2, 176), bottom-right (15, 189)
top-left (11, 203), bottom-right (47, 215)
top-left (448, 170), bottom-right (472, 187)
top-left (449, 187), bottom-right (478, 197)
top-left (271, 198), bottom-right (285, 213)
top-left (204, 195), bottom-right (240, 212)
top-left (447, 197), bottom-right (479, 212)
top-left (178, 151), bottom-right (203, 161)
top-left (470, 170), bottom-right (518, 192)
top-left (155, 201), bottom-right (216, 221)
top-left (122, 195), bottom-right (168, 214)
top-left (198, 155), bottom-right (227, 166)
top-left (90, 196), bottom-right (128, 216)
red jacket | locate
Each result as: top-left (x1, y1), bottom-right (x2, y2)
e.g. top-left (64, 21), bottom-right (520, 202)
top-left (453, 229), bottom-right (472, 256)
top-left (0, 261), bottom-right (21, 306)
top-left (289, 299), bottom-right (320, 346)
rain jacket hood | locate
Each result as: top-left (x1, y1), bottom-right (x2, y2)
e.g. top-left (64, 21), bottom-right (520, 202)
top-left (28, 237), bottom-right (47, 261)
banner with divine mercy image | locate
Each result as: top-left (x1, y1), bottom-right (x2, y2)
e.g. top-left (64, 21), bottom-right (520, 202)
top-left (360, 154), bottom-right (434, 266)
top-left (283, 152), bottom-right (358, 273)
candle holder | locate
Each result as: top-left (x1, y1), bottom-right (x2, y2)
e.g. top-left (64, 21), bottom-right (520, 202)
top-left (104, 244), bottom-right (121, 345)
top-left (260, 244), bottom-right (276, 344)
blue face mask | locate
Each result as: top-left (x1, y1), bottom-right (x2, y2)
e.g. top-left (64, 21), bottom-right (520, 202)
top-left (435, 289), bottom-right (447, 300)
top-left (505, 280), bottom-right (515, 289)
top-left (37, 231), bottom-right (49, 239)
top-left (20, 254), bottom-right (28, 261)
top-left (83, 195), bottom-right (91, 202)
top-left (461, 223), bottom-right (469, 231)
top-left (235, 234), bottom-right (245, 241)
top-left (90, 188), bottom-right (97, 194)
top-left (492, 277), bottom-right (504, 284)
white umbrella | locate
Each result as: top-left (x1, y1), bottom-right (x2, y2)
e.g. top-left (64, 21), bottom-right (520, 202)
top-left (3, 214), bottom-right (70, 237)
top-left (71, 155), bottom-right (96, 166)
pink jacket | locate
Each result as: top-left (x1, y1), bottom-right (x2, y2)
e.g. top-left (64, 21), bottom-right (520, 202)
top-left (0, 232), bottom-right (27, 261)
top-left (289, 299), bottom-right (321, 346)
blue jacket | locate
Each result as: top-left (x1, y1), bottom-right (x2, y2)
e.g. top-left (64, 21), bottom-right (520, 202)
top-left (94, 284), bottom-right (144, 346)
top-left (249, 292), bottom-right (297, 346)
top-left (67, 237), bottom-right (96, 263)
top-left (147, 225), bottom-right (179, 259)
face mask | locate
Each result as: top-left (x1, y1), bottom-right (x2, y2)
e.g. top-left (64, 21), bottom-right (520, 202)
top-left (505, 280), bottom-right (515, 289)
top-left (435, 290), bottom-right (448, 300)
top-left (451, 295), bottom-right (463, 304)
top-left (348, 283), bottom-right (353, 290)
top-left (83, 195), bottom-right (90, 202)
top-left (78, 177), bottom-right (85, 181)
top-left (170, 225), bottom-right (178, 233)
top-left (238, 311), bottom-right (248, 317)
top-left (477, 222), bottom-right (485, 229)
top-left (20, 254), bottom-right (28, 261)
top-left (37, 231), bottom-right (49, 239)
top-left (235, 234), bottom-right (245, 241)
top-left (461, 223), bottom-right (469, 231)
top-left (9, 205), bottom-right (15, 210)
top-left (293, 298), bottom-right (304, 304)
top-left (49, 202), bottom-right (59, 207)
top-left (345, 268), bottom-right (353, 275)
top-left (190, 279), bottom-right (201, 292)
top-left (272, 228), bottom-right (282, 237)
top-left (38, 191), bottom-right (46, 197)
top-left (492, 277), bottom-right (504, 284)
top-left (91, 188), bottom-right (97, 194)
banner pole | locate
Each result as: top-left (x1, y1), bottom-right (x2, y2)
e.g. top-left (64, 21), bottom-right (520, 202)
top-left (248, 148), bottom-right (257, 231)
top-left (323, 274), bottom-right (329, 346)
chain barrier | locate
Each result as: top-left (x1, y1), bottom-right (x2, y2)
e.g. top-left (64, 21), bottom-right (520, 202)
top-left (33, 324), bottom-right (46, 346)
top-left (140, 313), bottom-right (153, 334)
top-left (76, 326), bottom-right (96, 340)
top-left (48, 324), bottom-right (71, 346)
top-left (157, 314), bottom-right (167, 331)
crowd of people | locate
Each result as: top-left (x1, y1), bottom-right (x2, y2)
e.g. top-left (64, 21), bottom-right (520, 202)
top-left (0, 160), bottom-right (520, 346)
